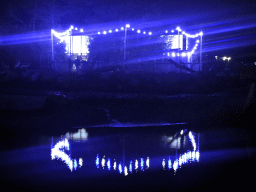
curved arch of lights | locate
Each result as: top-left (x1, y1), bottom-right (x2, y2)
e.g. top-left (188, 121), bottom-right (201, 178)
top-left (51, 130), bottom-right (199, 174)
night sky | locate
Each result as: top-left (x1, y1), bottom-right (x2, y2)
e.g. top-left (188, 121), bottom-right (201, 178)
top-left (0, 0), bottom-right (256, 62)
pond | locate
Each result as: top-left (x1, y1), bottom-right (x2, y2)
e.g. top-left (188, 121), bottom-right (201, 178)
top-left (0, 123), bottom-right (255, 191)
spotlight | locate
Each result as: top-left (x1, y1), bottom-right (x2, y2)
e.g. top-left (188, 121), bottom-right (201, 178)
top-left (137, 30), bottom-right (141, 33)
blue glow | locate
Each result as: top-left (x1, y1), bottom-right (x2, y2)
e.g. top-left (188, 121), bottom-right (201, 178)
top-left (121, 27), bottom-right (124, 30)
top-left (98, 32), bottom-right (101, 34)
top-left (132, 28), bottom-right (135, 31)
top-left (165, 30), bottom-right (168, 33)
top-left (109, 30), bottom-right (112, 33)
top-left (171, 30), bottom-right (174, 33)
top-left (137, 30), bottom-right (141, 33)
top-left (75, 27), bottom-right (78, 30)
top-left (196, 40), bottom-right (199, 43)
top-left (115, 29), bottom-right (118, 32)
top-left (187, 151), bottom-right (192, 161)
top-left (168, 157), bottom-right (172, 170)
top-left (126, 24), bottom-right (130, 28)
top-left (119, 163), bottom-right (122, 174)
top-left (80, 29), bottom-right (84, 32)
top-left (176, 26), bottom-right (181, 31)
top-left (172, 52), bottom-right (176, 57)
top-left (70, 25), bottom-right (74, 29)
top-left (96, 154), bottom-right (100, 168)
top-left (143, 31), bottom-right (146, 34)
top-left (74, 159), bottom-right (77, 170)
top-left (129, 161), bottom-right (132, 173)
top-left (107, 158), bottom-right (111, 170)
top-left (199, 31), bottom-right (203, 36)
top-left (141, 158), bottom-right (144, 171)
top-left (103, 31), bottom-right (107, 34)
top-left (149, 32), bottom-right (152, 35)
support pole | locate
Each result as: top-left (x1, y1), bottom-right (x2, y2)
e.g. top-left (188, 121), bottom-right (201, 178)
top-left (51, 29), bottom-right (54, 68)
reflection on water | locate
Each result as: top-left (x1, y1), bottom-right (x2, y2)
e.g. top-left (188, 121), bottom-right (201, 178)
top-left (51, 128), bottom-right (200, 175)
top-left (64, 128), bottom-right (88, 141)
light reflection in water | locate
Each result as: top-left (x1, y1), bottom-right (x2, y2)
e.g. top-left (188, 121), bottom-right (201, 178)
top-left (162, 159), bottom-right (166, 170)
top-left (79, 158), bottom-right (83, 168)
top-left (168, 157), bottom-right (172, 170)
top-left (101, 156), bottom-right (106, 169)
top-left (124, 166), bottom-right (128, 176)
top-left (129, 161), bottom-right (133, 173)
top-left (146, 157), bottom-right (149, 169)
top-left (52, 130), bottom-right (199, 174)
top-left (107, 158), bottom-right (111, 170)
top-left (74, 159), bottom-right (78, 170)
top-left (119, 163), bottom-right (122, 174)
top-left (96, 154), bottom-right (100, 168)
top-left (113, 160), bottom-right (117, 170)
top-left (51, 138), bottom-right (80, 172)
top-left (94, 131), bottom-right (200, 175)
top-left (141, 158), bottom-right (144, 171)
top-left (135, 159), bottom-right (138, 170)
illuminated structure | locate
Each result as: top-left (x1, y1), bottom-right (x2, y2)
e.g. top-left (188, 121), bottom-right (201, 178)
top-left (51, 24), bottom-right (203, 71)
